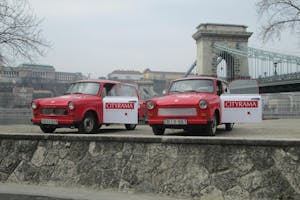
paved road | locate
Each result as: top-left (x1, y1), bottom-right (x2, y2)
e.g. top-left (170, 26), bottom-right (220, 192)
top-left (0, 119), bottom-right (300, 140)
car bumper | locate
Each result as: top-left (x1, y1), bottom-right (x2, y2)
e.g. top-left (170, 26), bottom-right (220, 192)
top-left (148, 118), bottom-right (208, 125)
top-left (31, 118), bottom-right (81, 127)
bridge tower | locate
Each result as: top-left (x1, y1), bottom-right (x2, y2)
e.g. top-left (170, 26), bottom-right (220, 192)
top-left (192, 23), bottom-right (252, 80)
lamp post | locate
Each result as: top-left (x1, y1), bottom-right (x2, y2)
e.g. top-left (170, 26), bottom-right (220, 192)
top-left (274, 62), bottom-right (278, 76)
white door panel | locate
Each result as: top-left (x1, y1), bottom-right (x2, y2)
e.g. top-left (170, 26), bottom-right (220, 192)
top-left (221, 94), bottom-right (262, 123)
top-left (103, 96), bottom-right (138, 124)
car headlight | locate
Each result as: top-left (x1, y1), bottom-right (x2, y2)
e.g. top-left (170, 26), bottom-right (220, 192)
top-left (199, 100), bottom-right (208, 109)
top-left (68, 101), bottom-right (75, 110)
top-left (31, 102), bottom-right (37, 109)
top-left (146, 101), bottom-right (155, 110)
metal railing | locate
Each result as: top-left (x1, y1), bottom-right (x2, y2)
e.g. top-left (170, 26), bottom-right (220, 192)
top-left (262, 93), bottom-right (300, 119)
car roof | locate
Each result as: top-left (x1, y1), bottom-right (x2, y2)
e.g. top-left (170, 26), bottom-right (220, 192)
top-left (173, 76), bottom-right (227, 83)
top-left (74, 79), bottom-right (139, 88)
top-left (74, 79), bottom-right (121, 84)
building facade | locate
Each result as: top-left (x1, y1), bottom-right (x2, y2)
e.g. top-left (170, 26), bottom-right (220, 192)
top-left (143, 68), bottom-right (185, 80)
top-left (0, 64), bottom-right (85, 83)
top-left (0, 64), bottom-right (85, 107)
top-left (108, 70), bottom-right (143, 81)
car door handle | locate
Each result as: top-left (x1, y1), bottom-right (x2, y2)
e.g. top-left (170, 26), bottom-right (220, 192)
top-left (251, 98), bottom-right (260, 100)
top-left (129, 100), bottom-right (137, 103)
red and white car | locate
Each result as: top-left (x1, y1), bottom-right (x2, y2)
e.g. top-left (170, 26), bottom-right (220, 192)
top-left (31, 80), bottom-right (142, 133)
top-left (146, 76), bottom-right (262, 136)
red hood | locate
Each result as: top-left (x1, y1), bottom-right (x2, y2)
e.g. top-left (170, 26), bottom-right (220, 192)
top-left (152, 92), bottom-right (213, 106)
top-left (35, 94), bottom-right (98, 106)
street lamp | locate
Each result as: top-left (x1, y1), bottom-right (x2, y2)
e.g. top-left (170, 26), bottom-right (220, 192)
top-left (274, 62), bottom-right (278, 76)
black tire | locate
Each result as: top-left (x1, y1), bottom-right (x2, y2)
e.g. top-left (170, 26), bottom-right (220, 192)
top-left (40, 125), bottom-right (56, 133)
top-left (78, 113), bottom-right (98, 134)
top-left (125, 124), bottom-right (137, 130)
top-left (225, 123), bottom-right (234, 131)
top-left (152, 126), bottom-right (165, 135)
top-left (206, 115), bottom-right (217, 136)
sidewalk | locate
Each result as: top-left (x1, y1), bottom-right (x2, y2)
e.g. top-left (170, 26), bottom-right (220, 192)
top-left (0, 183), bottom-right (184, 200)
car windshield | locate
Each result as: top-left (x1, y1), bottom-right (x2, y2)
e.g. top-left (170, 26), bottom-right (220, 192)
top-left (169, 79), bottom-right (214, 94)
top-left (66, 82), bottom-right (100, 95)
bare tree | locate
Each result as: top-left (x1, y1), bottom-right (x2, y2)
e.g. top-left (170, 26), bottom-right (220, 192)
top-left (256, 0), bottom-right (300, 42)
top-left (0, 0), bottom-right (50, 64)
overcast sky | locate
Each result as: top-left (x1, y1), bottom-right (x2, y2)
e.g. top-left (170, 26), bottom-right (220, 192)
top-left (27, 0), bottom-right (300, 78)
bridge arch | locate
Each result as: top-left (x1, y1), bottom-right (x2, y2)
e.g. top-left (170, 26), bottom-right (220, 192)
top-left (216, 51), bottom-right (236, 81)
top-left (192, 23), bottom-right (252, 81)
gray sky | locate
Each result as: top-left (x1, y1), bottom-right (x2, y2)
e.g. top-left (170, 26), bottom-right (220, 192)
top-left (27, 0), bottom-right (300, 78)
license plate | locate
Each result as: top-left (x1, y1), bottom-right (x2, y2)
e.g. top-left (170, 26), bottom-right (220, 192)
top-left (163, 119), bottom-right (187, 125)
top-left (41, 119), bottom-right (58, 125)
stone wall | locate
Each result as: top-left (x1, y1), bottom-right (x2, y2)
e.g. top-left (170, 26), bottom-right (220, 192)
top-left (0, 134), bottom-right (300, 199)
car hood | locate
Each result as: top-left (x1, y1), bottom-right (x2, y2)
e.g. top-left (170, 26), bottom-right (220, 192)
top-left (152, 92), bottom-right (211, 106)
top-left (35, 94), bottom-right (98, 106)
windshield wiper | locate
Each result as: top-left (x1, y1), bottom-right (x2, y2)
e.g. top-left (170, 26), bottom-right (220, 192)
top-left (184, 90), bottom-right (198, 93)
top-left (72, 92), bottom-right (84, 94)
top-left (169, 90), bottom-right (182, 94)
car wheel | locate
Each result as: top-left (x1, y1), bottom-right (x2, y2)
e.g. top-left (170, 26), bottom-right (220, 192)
top-left (206, 115), bottom-right (217, 136)
top-left (79, 113), bottom-right (98, 134)
top-left (152, 126), bottom-right (165, 135)
top-left (225, 123), bottom-right (234, 131)
top-left (125, 124), bottom-right (137, 130)
top-left (40, 125), bottom-right (56, 133)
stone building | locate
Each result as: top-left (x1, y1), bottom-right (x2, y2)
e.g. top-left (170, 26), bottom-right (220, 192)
top-left (108, 70), bottom-right (143, 81)
top-left (17, 64), bottom-right (56, 81)
top-left (0, 64), bottom-right (84, 83)
top-left (143, 68), bottom-right (185, 80)
top-left (0, 66), bottom-right (20, 83)
top-left (143, 68), bottom-right (187, 95)
top-left (0, 64), bottom-right (85, 107)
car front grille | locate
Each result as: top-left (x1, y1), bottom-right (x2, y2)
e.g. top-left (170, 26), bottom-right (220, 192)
top-left (40, 108), bottom-right (68, 115)
top-left (158, 108), bottom-right (197, 116)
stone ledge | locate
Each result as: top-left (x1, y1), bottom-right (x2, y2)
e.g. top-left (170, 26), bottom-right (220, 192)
top-left (1, 133), bottom-right (300, 147)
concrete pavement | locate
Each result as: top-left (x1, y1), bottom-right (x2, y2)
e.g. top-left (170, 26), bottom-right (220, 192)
top-left (0, 183), bottom-right (184, 200)
top-left (0, 119), bottom-right (300, 140)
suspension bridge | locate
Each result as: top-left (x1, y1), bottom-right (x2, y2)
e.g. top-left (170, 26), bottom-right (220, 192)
top-left (191, 23), bottom-right (300, 94)
top-left (213, 43), bottom-right (300, 93)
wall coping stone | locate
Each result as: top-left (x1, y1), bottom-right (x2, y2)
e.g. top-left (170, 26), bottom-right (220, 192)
top-left (1, 133), bottom-right (300, 147)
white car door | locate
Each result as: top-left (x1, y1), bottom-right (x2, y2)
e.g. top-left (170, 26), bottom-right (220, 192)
top-left (102, 83), bottom-right (138, 124)
top-left (103, 96), bottom-right (138, 124)
top-left (221, 80), bottom-right (262, 123)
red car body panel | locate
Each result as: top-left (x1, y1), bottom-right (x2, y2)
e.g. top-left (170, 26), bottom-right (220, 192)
top-left (147, 77), bottom-right (223, 127)
top-left (31, 79), bottom-right (143, 129)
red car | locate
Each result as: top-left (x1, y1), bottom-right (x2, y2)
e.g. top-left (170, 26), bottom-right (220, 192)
top-left (31, 79), bottom-right (141, 133)
top-left (147, 77), bottom-right (262, 136)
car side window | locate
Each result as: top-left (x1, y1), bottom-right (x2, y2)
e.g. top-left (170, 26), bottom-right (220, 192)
top-left (101, 87), bottom-right (107, 98)
top-left (103, 83), bottom-right (115, 97)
